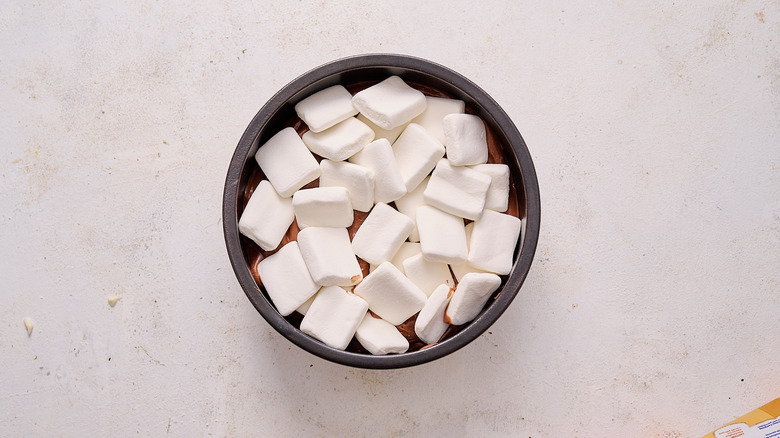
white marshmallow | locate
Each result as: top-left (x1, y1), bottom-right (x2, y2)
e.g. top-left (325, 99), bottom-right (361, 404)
top-left (410, 96), bottom-right (466, 144)
top-left (255, 127), bottom-right (321, 198)
top-left (353, 261), bottom-right (427, 325)
top-left (292, 186), bottom-right (354, 229)
top-left (444, 272), bottom-right (501, 325)
top-left (449, 222), bottom-right (488, 281)
top-left (351, 76), bottom-right (427, 130)
top-left (355, 313), bottom-right (409, 355)
top-left (424, 158), bottom-right (491, 221)
top-left (416, 205), bottom-right (468, 264)
top-left (296, 292), bottom-right (317, 315)
top-left (294, 85), bottom-right (358, 133)
top-left (301, 117), bottom-right (374, 161)
top-left (297, 227), bottom-right (363, 287)
top-left (300, 286), bottom-right (369, 350)
top-left (392, 123), bottom-right (446, 192)
top-left (393, 176), bottom-right (429, 242)
top-left (402, 253), bottom-right (455, 297)
top-left (256, 242), bottom-right (319, 316)
top-left (371, 241), bottom-right (421, 274)
top-left (348, 138), bottom-right (407, 203)
top-left (238, 180), bottom-right (295, 251)
top-left (442, 113), bottom-right (488, 166)
top-left (351, 202), bottom-right (414, 265)
top-left (414, 283), bottom-right (452, 344)
top-left (468, 209), bottom-right (522, 275)
top-left (357, 113), bottom-right (407, 144)
top-left (318, 159), bottom-right (375, 213)
top-left (470, 163), bottom-right (510, 212)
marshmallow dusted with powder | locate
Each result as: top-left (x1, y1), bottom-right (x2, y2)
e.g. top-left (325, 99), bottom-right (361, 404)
top-left (256, 242), bottom-right (318, 316)
top-left (318, 159), bottom-right (375, 213)
top-left (255, 127), bottom-right (320, 198)
top-left (351, 76), bottom-right (427, 130)
top-left (300, 286), bottom-right (369, 350)
top-left (356, 313), bottom-right (410, 355)
top-left (301, 116), bottom-right (374, 161)
top-left (292, 186), bottom-right (353, 229)
top-left (238, 180), bottom-right (294, 251)
top-left (240, 75), bottom-right (522, 354)
top-left (353, 262), bottom-right (427, 325)
top-left (297, 227), bottom-right (363, 287)
top-left (294, 85), bottom-right (359, 133)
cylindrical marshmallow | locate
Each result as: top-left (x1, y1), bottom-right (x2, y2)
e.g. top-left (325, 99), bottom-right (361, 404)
top-left (392, 123), bottom-right (445, 192)
top-left (319, 159), bottom-right (375, 213)
top-left (292, 186), bottom-right (354, 229)
top-left (444, 272), bottom-right (501, 325)
top-left (256, 241), bottom-right (319, 316)
top-left (402, 253), bottom-right (454, 297)
top-left (353, 262), bottom-right (427, 325)
top-left (351, 76), bottom-right (427, 130)
top-left (355, 313), bottom-right (409, 355)
top-left (294, 85), bottom-right (358, 133)
top-left (423, 158), bottom-right (492, 221)
top-left (348, 138), bottom-right (407, 203)
top-left (301, 116), bottom-right (374, 161)
top-left (416, 205), bottom-right (468, 265)
top-left (238, 180), bottom-right (295, 251)
top-left (410, 96), bottom-right (466, 144)
top-left (469, 163), bottom-right (510, 212)
top-left (255, 127), bottom-right (321, 198)
top-left (442, 113), bottom-right (488, 166)
top-left (393, 176), bottom-right (429, 242)
top-left (467, 209), bottom-right (522, 275)
top-left (351, 203), bottom-right (414, 266)
top-left (300, 286), bottom-right (369, 350)
top-left (414, 284), bottom-right (452, 344)
top-left (297, 227), bottom-right (363, 287)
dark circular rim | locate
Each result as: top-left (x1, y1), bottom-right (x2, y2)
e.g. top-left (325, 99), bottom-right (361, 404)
top-left (223, 53), bottom-right (541, 369)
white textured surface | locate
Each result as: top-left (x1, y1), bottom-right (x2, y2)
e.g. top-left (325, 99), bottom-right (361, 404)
top-left (1, 1), bottom-right (778, 437)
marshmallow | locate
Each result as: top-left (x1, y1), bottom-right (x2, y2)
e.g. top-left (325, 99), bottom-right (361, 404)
top-left (351, 202), bottom-right (414, 265)
top-left (348, 138), bottom-right (407, 203)
top-left (296, 292), bottom-right (317, 315)
top-left (294, 85), bottom-right (358, 133)
top-left (470, 163), bottom-right (510, 212)
top-left (301, 116), bottom-right (374, 161)
top-left (402, 253), bottom-right (455, 297)
top-left (442, 113), bottom-right (488, 166)
top-left (449, 222), bottom-right (488, 281)
top-left (355, 313), bottom-right (409, 355)
top-left (318, 159), bottom-right (375, 213)
top-left (424, 158), bottom-right (491, 221)
top-left (353, 261), bottom-right (427, 325)
top-left (255, 127), bottom-right (321, 198)
top-left (351, 76), bottom-right (427, 130)
top-left (297, 227), bottom-right (363, 287)
top-left (292, 186), bottom-right (354, 228)
top-left (444, 272), bottom-right (501, 325)
top-left (414, 284), bottom-right (452, 344)
top-left (256, 242), bottom-right (319, 316)
top-left (371, 241), bottom-right (422, 274)
top-left (357, 113), bottom-right (407, 144)
top-left (238, 180), bottom-right (295, 251)
top-left (300, 286), bottom-right (369, 350)
top-left (410, 96), bottom-right (466, 144)
top-left (392, 123), bottom-right (446, 192)
top-left (416, 205), bottom-right (468, 264)
top-left (393, 176), bottom-right (429, 242)
top-left (468, 209), bottom-right (522, 275)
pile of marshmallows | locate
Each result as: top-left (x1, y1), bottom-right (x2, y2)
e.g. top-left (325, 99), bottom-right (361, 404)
top-left (239, 76), bottom-right (521, 355)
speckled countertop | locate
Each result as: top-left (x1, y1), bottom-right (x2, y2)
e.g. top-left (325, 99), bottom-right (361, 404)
top-left (2, 2), bottom-right (778, 436)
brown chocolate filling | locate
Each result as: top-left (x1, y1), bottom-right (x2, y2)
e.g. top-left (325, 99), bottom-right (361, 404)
top-left (240, 80), bottom-right (523, 353)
